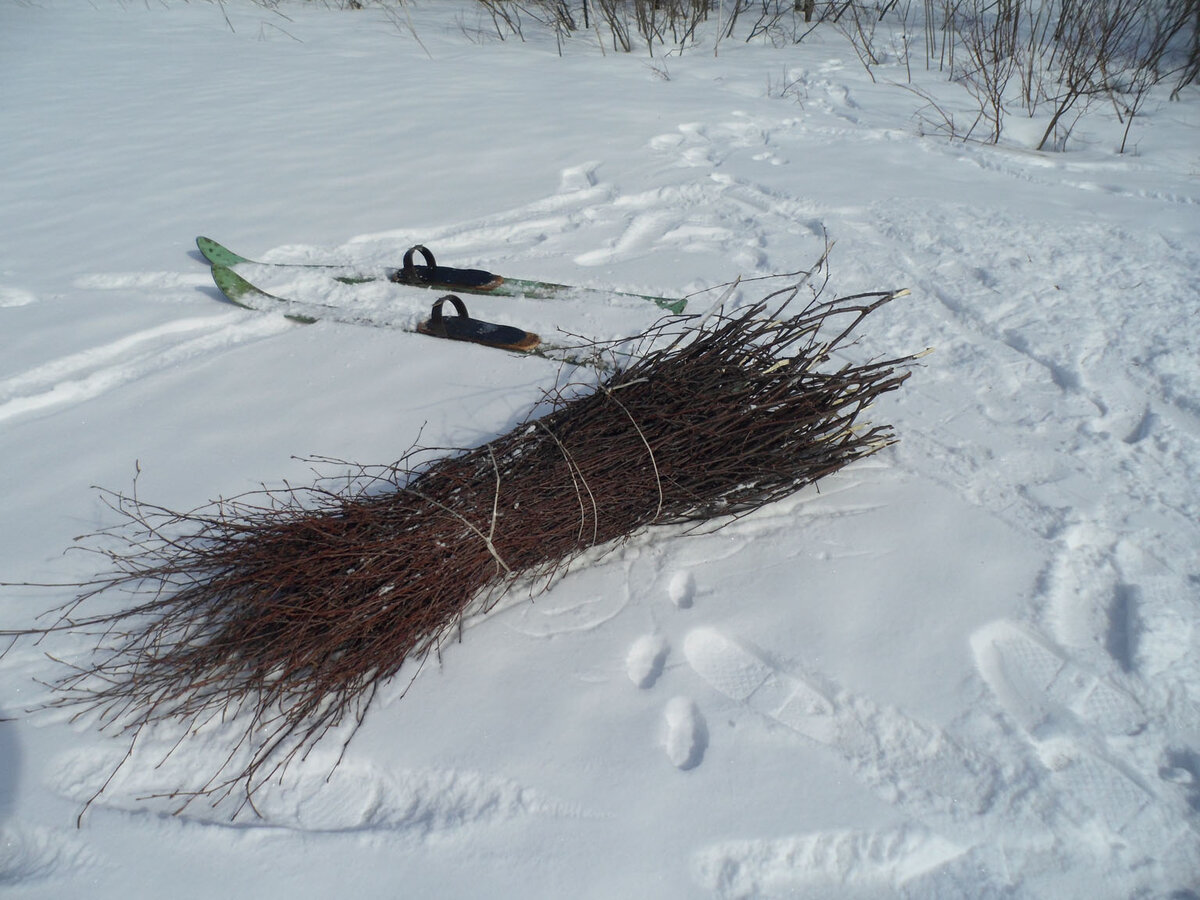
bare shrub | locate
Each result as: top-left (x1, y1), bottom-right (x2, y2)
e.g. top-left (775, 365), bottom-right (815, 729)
top-left (1106, 0), bottom-right (1197, 149)
top-left (1175, 0), bottom-right (1200, 95)
top-left (902, 0), bottom-right (1198, 150)
top-left (1033, 1), bottom-right (1132, 149)
top-left (834, 1), bottom-right (885, 81)
top-left (463, 1), bottom-right (1193, 150)
top-left (954, 0), bottom-right (1020, 142)
top-left (470, 1), bottom-right (839, 53)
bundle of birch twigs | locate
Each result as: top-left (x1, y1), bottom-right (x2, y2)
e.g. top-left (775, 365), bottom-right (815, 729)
top-left (19, 277), bottom-right (917, 813)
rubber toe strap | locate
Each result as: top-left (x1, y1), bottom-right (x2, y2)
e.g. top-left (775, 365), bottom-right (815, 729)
top-left (424, 294), bottom-right (469, 337)
top-left (402, 245), bottom-right (437, 283)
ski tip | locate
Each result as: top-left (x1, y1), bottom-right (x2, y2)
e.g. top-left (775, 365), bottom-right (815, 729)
top-left (208, 265), bottom-right (314, 326)
top-left (197, 236), bottom-right (251, 267)
top-left (209, 264), bottom-right (260, 308)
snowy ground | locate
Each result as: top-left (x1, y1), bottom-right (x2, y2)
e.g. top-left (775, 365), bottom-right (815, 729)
top-left (2, 2), bottom-right (1199, 897)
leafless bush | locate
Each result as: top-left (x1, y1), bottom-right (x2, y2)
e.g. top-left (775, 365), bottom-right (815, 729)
top-left (474, 0), bottom-right (578, 44)
top-left (922, 0), bottom-right (961, 71)
top-left (1019, 0), bottom-right (1196, 150)
top-left (744, 0), bottom-right (823, 44)
top-left (834, 1), bottom-right (885, 81)
top-left (8, 273), bottom-right (917, 819)
top-left (904, 0), bottom-right (1198, 150)
top-left (1032, 1), bottom-right (1133, 149)
top-left (471, 1), bottom-right (842, 53)
top-left (1106, 0), bottom-right (1197, 149)
top-left (466, 0), bottom-right (1193, 150)
top-left (1176, 0), bottom-right (1200, 95)
top-left (833, 1), bottom-right (928, 82)
top-left (953, 0), bottom-right (1020, 142)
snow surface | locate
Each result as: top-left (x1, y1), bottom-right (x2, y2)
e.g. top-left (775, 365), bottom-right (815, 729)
top-left (2, 2), bottom-right (1199, 897)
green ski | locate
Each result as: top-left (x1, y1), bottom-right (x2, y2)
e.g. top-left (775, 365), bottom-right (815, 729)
top-left (197, 236), bottom-right (686, 313)
top-left (209, 264), bottom-right (544, 354)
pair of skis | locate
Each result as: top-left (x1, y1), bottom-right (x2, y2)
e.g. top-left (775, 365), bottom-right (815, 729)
top-left (198, 236), bottom-right (687, 356)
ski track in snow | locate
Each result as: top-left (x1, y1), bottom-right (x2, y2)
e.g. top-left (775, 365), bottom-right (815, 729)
top-left (0, 285), bottom-right (38, 308)
top-left (73, 271), bottom-right (212, 292)
top-left (0, 314), bottom-right (292, 425)
top-left (50, 741), bottom-right (588, 837)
